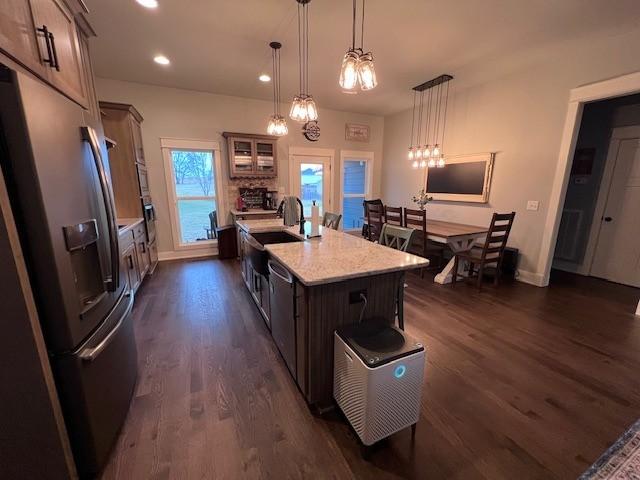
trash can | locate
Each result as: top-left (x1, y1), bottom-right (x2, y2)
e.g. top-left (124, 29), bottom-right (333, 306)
top-left (216, 225), bottom-right (238, 259)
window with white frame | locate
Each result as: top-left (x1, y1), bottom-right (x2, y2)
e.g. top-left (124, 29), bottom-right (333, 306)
top-left (161, 139), bottom-right (223, 248)
top-left (341, 152), bottom-right (373, 231)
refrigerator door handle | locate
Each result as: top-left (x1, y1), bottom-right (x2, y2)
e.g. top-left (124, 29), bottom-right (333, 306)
top-left (81, 126), bottom-right (120, 292)
top-left (79, 291), bottom-right (134, 362)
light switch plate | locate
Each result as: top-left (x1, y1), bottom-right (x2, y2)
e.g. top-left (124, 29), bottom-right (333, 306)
top-left (527, 200), bottom-right (540, 211)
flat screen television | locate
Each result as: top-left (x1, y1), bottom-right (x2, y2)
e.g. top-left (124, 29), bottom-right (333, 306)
top-left (425, 153), bottom-right (495, 203)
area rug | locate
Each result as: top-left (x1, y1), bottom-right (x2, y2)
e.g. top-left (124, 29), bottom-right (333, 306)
top-left (579, 419), bottom-right (640, 479)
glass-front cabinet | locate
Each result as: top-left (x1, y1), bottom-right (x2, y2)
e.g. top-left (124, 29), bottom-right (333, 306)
top-left (223, 132), bottom-right (278, 178)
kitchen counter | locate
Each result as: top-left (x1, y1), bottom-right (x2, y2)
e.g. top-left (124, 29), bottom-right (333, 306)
top-left (117, 217), bottom-right (144, 235)
top-left (230, 209), bottom-right (279, 216)
top-left (236, 218), bottom-right (429, 286)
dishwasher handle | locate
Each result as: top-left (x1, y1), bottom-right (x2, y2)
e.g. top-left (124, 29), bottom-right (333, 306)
top-left (268, 260), bottom-right (293, 285)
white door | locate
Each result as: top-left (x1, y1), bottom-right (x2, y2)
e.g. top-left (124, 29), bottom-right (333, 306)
top-left (590, 132), bottom-right (640, 287)
top-left (290, 154), bottom-right (332, 218)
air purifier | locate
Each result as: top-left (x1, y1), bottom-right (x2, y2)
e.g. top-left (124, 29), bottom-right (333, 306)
top-left (333, 323), bottom-right (426, 447)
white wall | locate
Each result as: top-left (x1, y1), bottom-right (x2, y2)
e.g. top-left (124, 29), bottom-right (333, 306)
top-left (382, 27), bottom-right (640, 283)
top-left (96, 78), bottom-right (384, 259)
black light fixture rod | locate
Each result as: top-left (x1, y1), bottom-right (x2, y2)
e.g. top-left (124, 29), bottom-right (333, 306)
top-left (351, 0), bottom-right (356, 50)
top-left (361, 0), bottom-right (365, 50)
top-left (441, 80), bottom-right (450, 150)
top-left (422, 84), bottom-right (429, 146)
top-left (412, 74), bottom-right (453, 92)
top-left (409, 89), bottom-right (416, 146)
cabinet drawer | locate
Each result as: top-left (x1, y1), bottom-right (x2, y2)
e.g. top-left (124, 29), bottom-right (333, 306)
top-left (133, 222), bottom-right (146, 240)
top-left (119, 229), bottom-right (134, 254)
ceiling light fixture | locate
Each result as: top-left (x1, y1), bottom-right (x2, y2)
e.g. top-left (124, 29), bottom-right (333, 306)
top-left (289, 0), bottom-right (318, 124)
top-left (136, 0), bottom-right (158, 9)
top-left (267, 42), bottom-right (288, 137)
top-left (259, 74), bottom-right (271, 82)
top-left (338, 0), bottom-right (377, 93)
top-left (408, 74), bottom-right (453, 169)
top-left (153, 55), bottom-right (170, 65)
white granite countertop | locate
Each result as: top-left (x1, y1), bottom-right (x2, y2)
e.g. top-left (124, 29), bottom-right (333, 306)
top-left (236, 219), bottom-right (429, 286)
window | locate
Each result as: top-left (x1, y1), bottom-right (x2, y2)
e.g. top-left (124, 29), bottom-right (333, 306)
top-left (161, 139), bottom-right (223, 249)
top-left (341, 151), bottom-right (373, 231)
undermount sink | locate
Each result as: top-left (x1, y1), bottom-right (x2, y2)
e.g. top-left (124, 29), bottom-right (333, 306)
top-left (246, 231), bottom-right (302, 276)
top-left (250, 231), bottom-right (303, 246)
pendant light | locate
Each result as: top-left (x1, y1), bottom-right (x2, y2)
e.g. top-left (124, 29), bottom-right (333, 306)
top-left (338, 0), bottom-right (377, 93)
top-left (290, 0), bottom-right (318, 123)
top-left (407, 74), bottom-right (453, 169)
top-left (267, 42), bottom-right (288, 136)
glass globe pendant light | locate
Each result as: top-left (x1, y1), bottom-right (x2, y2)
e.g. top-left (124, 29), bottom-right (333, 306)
top-left (358, 51), bottom-right (377, 90)
top-left (290, 0), bottom-right (318, 123)
top-left (338, 0), bottom-right (377, 93)
top-left (266, 42), bottom-right (288, 136)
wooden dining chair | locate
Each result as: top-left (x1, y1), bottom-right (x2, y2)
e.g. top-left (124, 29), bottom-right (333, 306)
top-left (384, 206), bottom-right (403, 226)
top-left (378, 223), bottom-right (414, 330)
top-left (404, 208), bottom-right (444, 277)
top-left (366, 203), bottom-right (385, 242)
top-left (322, 211), bottom-right (342, 230)
top-left (363, 199), bottom-right (384, 239)
top-left (452, 212), bottom-right (516, 290)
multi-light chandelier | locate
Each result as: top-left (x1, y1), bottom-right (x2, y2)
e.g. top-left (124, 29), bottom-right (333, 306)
top-left (338, 0), bottom-right (377, 93)
top-left (289, 0), bottom-right (318, 123)
top-left (267, 41), bottom-right (288, 136)
top-left (407, 75), bottom-right (453, 169)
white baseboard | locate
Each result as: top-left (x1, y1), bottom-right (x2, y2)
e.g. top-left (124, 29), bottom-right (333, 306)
top-left (516, 269), bottom-right (547, 287)
top-left (158, 249), bottom-right (218, 262)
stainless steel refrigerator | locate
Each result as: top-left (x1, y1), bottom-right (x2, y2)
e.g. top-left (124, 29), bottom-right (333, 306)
top-left (0, 64), bottom-right (137, 477)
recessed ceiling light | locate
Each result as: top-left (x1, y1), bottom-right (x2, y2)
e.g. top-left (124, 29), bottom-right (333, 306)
top-left (153, 55), bottom-right (170, 65)
top-left (136, 0), bottom-right (158, 8)
top-left (259, 74), bottom-right (271, 82)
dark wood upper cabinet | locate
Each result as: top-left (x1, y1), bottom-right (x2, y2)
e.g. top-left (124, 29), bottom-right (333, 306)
top-left (223, 132), bottom-right (278, 178)
top-left (0, 0), bottom-right (89, 108)
top-left (0, 0), bottom-right (42, 73)
top-left (30, 0), bottom-right (86, 105)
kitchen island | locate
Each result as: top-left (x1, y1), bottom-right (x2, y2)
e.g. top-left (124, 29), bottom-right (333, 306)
top-left (236, 219), bottom-right (429, 408)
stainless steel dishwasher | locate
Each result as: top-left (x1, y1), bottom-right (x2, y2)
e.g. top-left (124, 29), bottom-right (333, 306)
top-left (268, 260), bottom-right (297, 378)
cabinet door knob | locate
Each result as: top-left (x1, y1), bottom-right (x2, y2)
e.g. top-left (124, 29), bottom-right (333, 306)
top-left (603, 216), bottom-right (613, 222)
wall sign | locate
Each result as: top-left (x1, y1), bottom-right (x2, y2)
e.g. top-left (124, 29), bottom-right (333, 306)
top-left (345, 123), bottom-right (370, 142)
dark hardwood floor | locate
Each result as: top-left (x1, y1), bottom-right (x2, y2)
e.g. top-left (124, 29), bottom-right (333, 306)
top-left (100, 260), bottom-right (640, 479)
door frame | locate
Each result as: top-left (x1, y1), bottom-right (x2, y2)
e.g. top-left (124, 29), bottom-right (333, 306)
top-left (580, 125), bottom-right (640, 277)
top-left (339, 150), bottom-right (374, 231)
top-left (538, 70), bottom-right (640, 287)
top-left (288, 146), bottom-right (335, 213)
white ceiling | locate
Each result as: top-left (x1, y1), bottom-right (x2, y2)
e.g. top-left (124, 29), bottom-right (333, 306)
top-left (85, 0), bottom-right (640, 116)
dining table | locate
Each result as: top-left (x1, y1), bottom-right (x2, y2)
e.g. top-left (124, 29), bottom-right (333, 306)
top-left (415, 219), bottom-right (489, 284)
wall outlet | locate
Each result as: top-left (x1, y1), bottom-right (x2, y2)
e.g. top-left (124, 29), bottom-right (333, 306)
top-left (527, 200), bottom-right (540, 211)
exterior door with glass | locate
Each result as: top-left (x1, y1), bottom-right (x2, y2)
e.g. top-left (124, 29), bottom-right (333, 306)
top-left (290, 153), bottom-right (332, 218)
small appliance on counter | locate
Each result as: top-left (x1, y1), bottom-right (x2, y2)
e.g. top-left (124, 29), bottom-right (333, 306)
top-left (264, 190), bottom-right (278, 210)
top-left (334, 323), bottom-right (425, 450)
